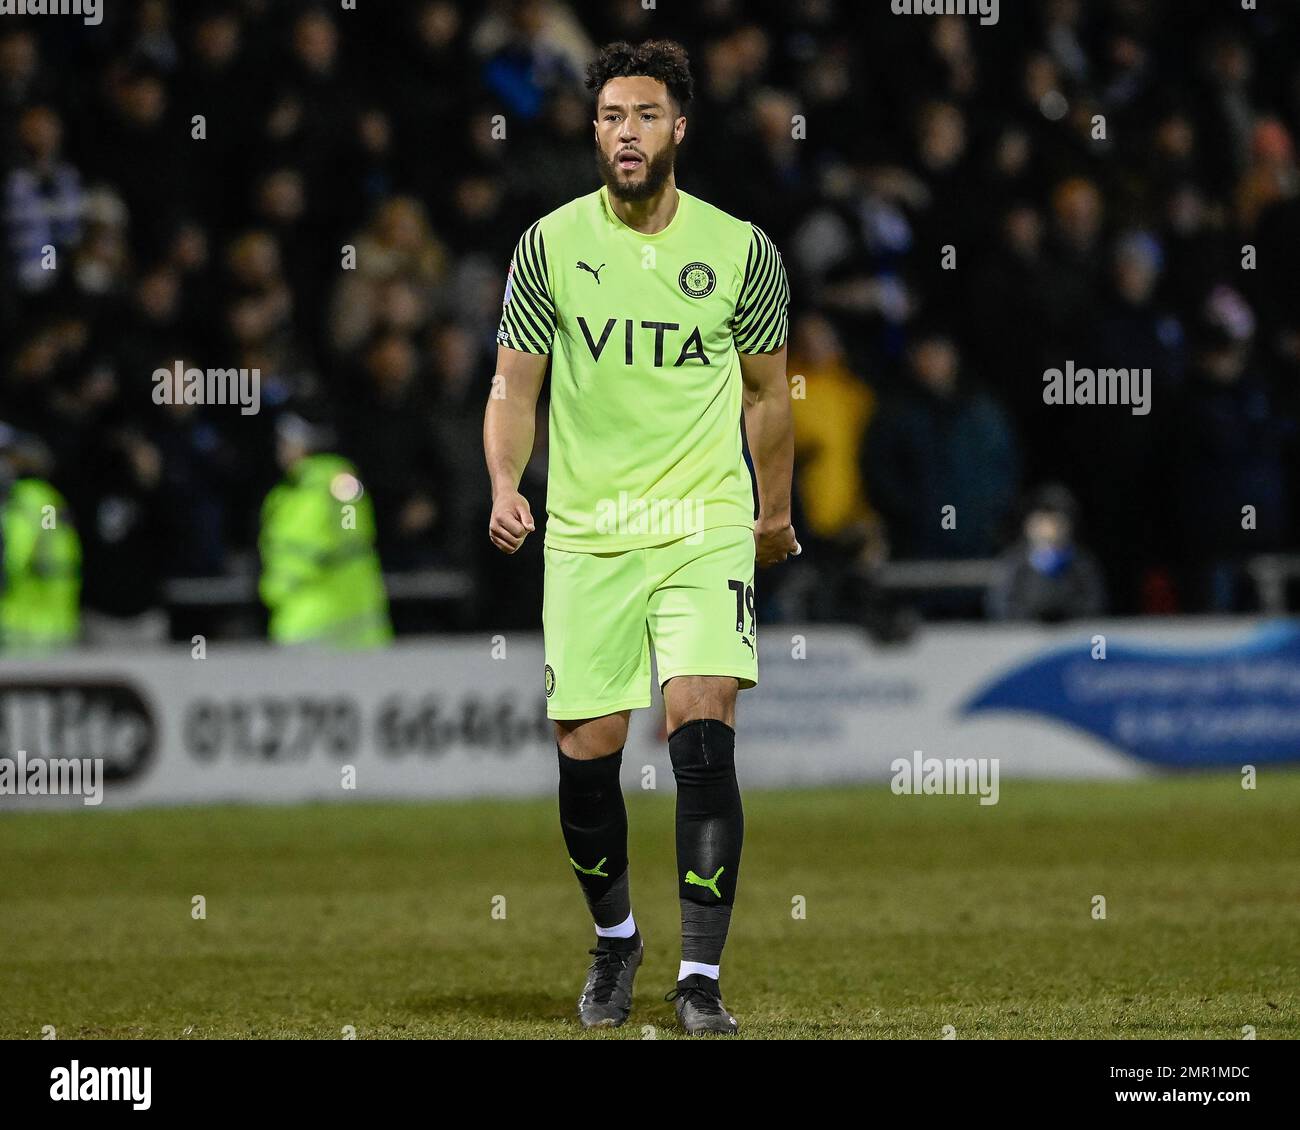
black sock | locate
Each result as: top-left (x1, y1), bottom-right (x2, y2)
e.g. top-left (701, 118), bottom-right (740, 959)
top-left (669, 719), bottom-right (743, 967)
top-left (557, 746), bottom-right (631, 930)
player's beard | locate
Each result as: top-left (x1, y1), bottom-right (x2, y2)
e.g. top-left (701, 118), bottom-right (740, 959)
top-left (597, 138), bottom-right (676, 202)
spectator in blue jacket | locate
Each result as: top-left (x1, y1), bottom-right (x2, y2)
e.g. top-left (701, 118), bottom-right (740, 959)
top-left (865, 325), bottom-right (1019, 563)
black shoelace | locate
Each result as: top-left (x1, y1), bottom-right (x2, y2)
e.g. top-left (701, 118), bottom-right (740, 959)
top-left (664, 984), bottom-right (724, 1014)
top-left (585, 947), bottom-right (633, 1004)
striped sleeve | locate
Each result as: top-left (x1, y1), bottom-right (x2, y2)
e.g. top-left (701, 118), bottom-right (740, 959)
top-left (732, 224), bottom-right (790, 354)
top-left (496, 221), bottom-right (555, 354)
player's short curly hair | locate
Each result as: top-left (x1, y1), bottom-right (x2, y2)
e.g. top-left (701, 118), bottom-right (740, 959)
top-left (585, 39), bottom-right (694, 115)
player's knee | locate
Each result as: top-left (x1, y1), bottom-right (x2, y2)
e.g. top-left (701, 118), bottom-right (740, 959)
top-left (554, 712), bottom-right (630, 759)
top-left (664, 676), bottom-right (737, 733)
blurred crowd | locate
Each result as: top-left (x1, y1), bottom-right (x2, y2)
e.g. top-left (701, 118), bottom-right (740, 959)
top-left (3, 0), bottom-right (1300, 640)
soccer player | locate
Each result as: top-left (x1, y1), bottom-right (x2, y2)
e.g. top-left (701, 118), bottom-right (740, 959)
top-left (483, 39), bottom-right (797, 1035)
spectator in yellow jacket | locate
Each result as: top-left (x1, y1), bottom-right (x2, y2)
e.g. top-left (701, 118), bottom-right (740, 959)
top-left (788, 312), bottom-right (879, 547)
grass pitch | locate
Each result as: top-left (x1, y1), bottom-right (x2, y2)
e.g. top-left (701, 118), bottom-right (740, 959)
top-left (1, 771), bottom-right (1297, 1039)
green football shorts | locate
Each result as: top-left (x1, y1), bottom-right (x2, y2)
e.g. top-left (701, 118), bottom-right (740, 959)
top-left (542, 524), bottom-right (758, 719)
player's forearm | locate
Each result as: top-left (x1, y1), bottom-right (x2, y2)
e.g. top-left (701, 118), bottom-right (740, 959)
top-left (743, 392), bottom-right (794, 524)
top-left (483, 397), bottom-right (536, 499)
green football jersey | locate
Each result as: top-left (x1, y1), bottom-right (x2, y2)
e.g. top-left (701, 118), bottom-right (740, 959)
top-left (497, 185), bottom-right (789, 551)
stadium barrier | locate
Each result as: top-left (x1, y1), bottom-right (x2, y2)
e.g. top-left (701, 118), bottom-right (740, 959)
top-left (160, 553), bottom-right (1300, 615)
top-left (162, 567), bottom-right (475, 605)
top-left (1, 618), bottom-right (1297, 809)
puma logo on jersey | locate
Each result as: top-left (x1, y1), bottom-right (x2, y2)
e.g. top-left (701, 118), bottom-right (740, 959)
top-left (576, 260), bottom-right (605, 283)
top-left (740, 636), bottom-right (754, 655)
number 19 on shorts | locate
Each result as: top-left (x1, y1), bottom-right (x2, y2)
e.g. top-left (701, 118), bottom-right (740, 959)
top-left (728, 578), bottom-right (755, 652)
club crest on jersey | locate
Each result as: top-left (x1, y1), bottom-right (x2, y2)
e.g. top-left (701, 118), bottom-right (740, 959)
top-left (544, 664), bottom-right (555, 698)
top-left (678, 261), bottom-right (716, 299)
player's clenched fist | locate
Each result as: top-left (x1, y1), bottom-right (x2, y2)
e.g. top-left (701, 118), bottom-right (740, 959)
top-left (489, 491), bottom-right (535, 553)
top-left (754, 517), bottom-right (800, 567)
